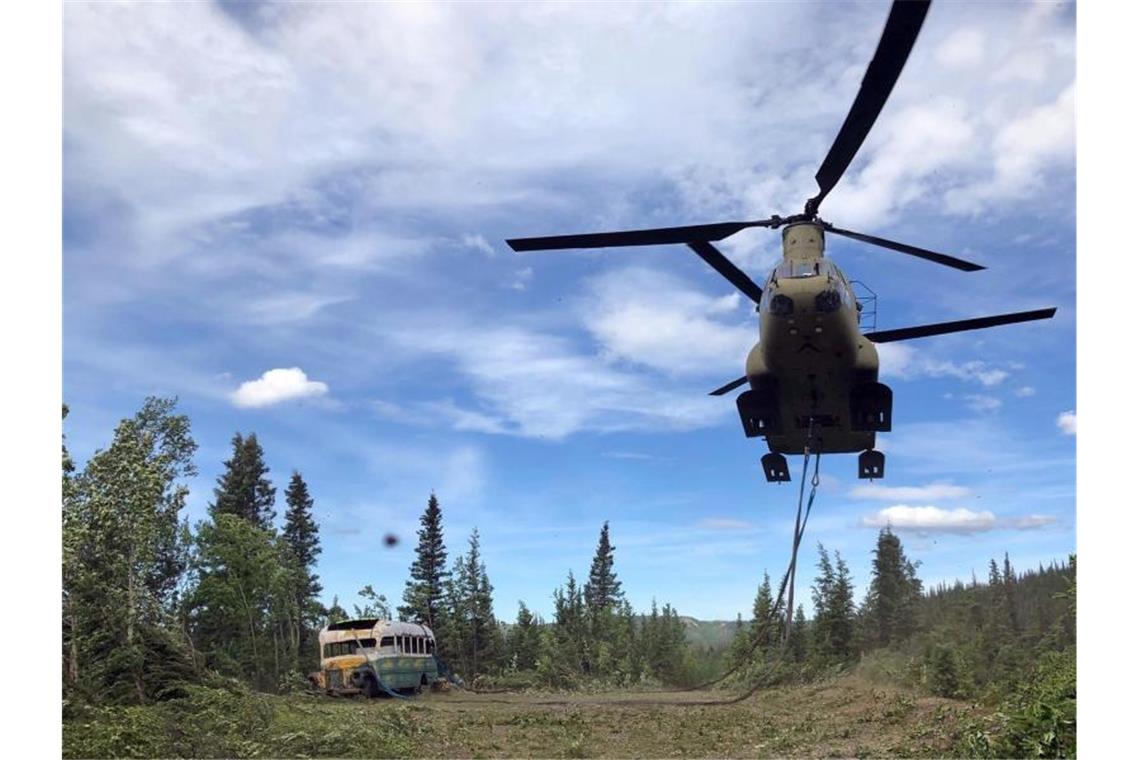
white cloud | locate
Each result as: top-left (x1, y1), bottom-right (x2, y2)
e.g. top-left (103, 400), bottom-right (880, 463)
top-left (390, 319), bottom-right (730, 439)
top-left (848, 482), bottom-right (972, 501)
top-left (579, 266), bottom-right (754, 376)
top-left (860, 504), bottom-right (1057, 534)
top-left (462, 234), bottom-right (497, 257)
top-left (231, 367), bottom-right (330, 408)
top-left (944, 83), bottom-right (1075, 214)
top-left (878, 344), bottom-right (1010, 387)
top-left (935, 27), bottom-right (986, 69)
top-left (1014, 386), bottom-right (1036, 397)
top-left (1056, 409), bottom-right (1076, 435)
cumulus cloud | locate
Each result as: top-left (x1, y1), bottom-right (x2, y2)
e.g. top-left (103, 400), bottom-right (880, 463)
top-left (1014, 386), bottom-right (1036, 397)
top-left (1056, 410), bottom-right (1076, 435)
top-left (231, 367), bottom-right (330, 408)
top-left (878, 344), bottom-right (1010, 387)
top-left (848, 482), bottom-right (972, 501)
top-left (860, 505), bottom-right (1057, 534)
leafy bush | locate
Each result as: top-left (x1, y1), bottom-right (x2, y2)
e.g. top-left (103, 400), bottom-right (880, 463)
top-left (957, 648), bottom-right (1075, 758)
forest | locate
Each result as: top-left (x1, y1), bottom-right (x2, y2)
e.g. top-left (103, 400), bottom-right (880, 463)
top-left (62, 397), bottom-right (1075, 758)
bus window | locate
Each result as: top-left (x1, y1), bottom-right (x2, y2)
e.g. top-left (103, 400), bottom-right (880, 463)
top-left (418, 637), bottom-right (424, 654)
top-left (380, 636), bottom-right (394, 648)
top-left (427, 639), bottom-right (435, 655)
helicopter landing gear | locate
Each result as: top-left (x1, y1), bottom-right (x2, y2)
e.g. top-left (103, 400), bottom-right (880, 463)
top-left (737, 381), bottom-right (783, 437)
top-left (850, 382), bottom-right (893, 432)
top-left (761, 453), bottom-right (792, 483)
top-left (858, 449), bottom-right (885, 480)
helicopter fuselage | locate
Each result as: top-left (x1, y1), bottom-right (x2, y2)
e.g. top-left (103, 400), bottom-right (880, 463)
top-left (740, 222), bottom-right (886, 455)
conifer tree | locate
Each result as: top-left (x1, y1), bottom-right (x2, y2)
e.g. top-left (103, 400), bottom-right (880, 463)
top-left (509, 602), bottom-right (542, 671)
top-left (863, 528), bottom-right (922, 648)
top-left (584, 521), bottom-right (623, 613)
top-left (399, 492), bottom-right (450, 631)
top-left (282, 471), bottom-right (322, 670)
top-left (209, 432), bottom-right (275, 529)
top-left (810, 544), bottom-right (856, 664)
top-left (750, 571), bottom-right (784, 651)
top-left (443, 529), bottom-right (500, 676)
top-left (788, 604), bottom-right (808, 663)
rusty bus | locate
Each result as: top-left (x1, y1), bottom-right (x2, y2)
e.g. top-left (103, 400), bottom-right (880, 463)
top-left (309, 618), bottom-right (439, 697)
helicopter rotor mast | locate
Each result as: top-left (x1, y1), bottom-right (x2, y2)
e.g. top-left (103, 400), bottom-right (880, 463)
top-left (506, 1), bottom-right (983, 279)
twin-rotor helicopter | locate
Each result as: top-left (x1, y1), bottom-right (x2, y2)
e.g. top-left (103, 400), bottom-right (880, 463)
top-left (506, 0), bottom-right (1056, 483)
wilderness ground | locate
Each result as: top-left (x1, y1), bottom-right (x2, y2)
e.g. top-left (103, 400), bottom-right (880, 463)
top-left (63, 672), bottom-right (988, 759)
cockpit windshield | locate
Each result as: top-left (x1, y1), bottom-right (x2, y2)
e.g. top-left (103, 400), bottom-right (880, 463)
top-left (775, 260), bottom-right (822, 279)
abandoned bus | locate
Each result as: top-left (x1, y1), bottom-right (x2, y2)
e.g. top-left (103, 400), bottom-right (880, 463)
top-left (310, 618), bottom-right (438, 697)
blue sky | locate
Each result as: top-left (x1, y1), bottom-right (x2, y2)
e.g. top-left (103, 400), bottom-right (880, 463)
top-left (62, 1), bottom-right (1075, 623)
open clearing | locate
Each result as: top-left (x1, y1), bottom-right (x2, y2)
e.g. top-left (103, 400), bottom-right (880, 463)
top-left (417, 676), bottom-right (982, 758)
top-left (65, 672), bottom-right (988, 758)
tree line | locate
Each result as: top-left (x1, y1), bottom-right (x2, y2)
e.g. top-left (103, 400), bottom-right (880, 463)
top-left (61, 397), bottom-right (694, 703)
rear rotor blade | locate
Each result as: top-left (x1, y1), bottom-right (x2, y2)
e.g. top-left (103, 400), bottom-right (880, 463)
top-left (709, 376), bottom-right (749, 397)
top-left (810, 0), bottom-right (931, 211)
top-left (822, 223), bottom-right (985, 272)
top-left (686, 241), bottom-right (767, 304)
top-left (863, 308), bottom-right (1056, 343)
top-left (506, 218), bottom-right (780, 252)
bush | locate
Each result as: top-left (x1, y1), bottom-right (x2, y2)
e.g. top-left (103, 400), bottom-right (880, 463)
top-left (956, 648), bottom-right (1075, 758)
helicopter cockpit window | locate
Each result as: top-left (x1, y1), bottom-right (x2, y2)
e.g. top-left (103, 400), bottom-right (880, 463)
top-left (776, 260), bottom-right (820, 279)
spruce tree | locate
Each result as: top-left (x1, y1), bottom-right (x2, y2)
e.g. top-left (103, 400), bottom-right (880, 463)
top-left (399, 492), bottom-right (450, 631)
top-left (864, 528), bottom-right (923, 648)
top-left (209, 432), bottom-right (276, 529)
top-left (509, 602), bottom-right (541, 671)
top-left (282, 471), bottom-right (322, 670)
top-left (584, 521), bottom-right (623, 612)
top-left (788, 604), bottom-right (808, 663)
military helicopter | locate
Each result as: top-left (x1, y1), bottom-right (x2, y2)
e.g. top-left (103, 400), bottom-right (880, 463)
top-left (505, 0), bottom-right (1056, 483)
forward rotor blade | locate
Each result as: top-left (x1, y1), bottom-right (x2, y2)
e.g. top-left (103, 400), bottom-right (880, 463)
top-left (709, 376), bottom-right (749, 397)
top-left (686, 241), bottom-right (767, 304)
top-left (506, 218), bottom-right (779, 252)
top-left (822, 223), bottom-right (985, 272)
top-left (863, 308), bottom-right (1057, 343)
top-left (810, 0), bottom-right (931, 210)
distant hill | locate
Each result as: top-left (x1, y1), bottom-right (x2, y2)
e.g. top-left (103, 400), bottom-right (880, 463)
top-left (678, 616), bottom-right (738, 650)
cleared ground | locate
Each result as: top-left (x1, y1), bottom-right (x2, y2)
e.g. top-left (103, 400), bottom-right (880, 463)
top-left (63, 673), bottom-right (987, 758)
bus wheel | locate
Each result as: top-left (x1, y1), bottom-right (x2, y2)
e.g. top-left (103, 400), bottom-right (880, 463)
top-left (362, 675), bottom-right (380, 699)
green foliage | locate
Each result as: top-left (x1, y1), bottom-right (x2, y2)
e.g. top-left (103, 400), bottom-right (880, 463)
top-left (353, 584), bottom-right (392, 619)
top-left (810, 544), bottom-right (856, 666)
top-left (282, 471), bottom-right (322, 674)
top-left (928, 644), bottom-right (963, 698)
top-left (862, 528), bottom-right (923, 649)
top-left (63, 684), bottom-right (426, 759)
top-left (63, 397), bottom-right (200, 704)
top-left (583, 521), bottom-right (623, 632)
top-left (440, 528), bottom-right (502, 677)
top-left (398, 492), bottom-right (450, 632)
top-left (509, 602), bottom-right (543, 671)
top-left (187, 514), bottom-right (298, 691)
top-left (209, 432), bottom-right (275, 529)
top-left (958, 648), bottom-right (1076, 758)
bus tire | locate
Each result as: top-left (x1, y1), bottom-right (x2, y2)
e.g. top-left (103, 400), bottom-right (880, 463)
top-left (362, 674), bottom-right (380, 699)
